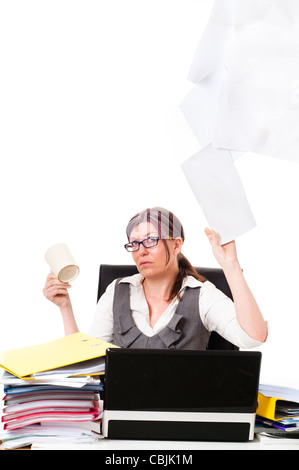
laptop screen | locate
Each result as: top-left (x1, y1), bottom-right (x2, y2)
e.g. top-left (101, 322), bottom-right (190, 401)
top-left (104, 349), bottom-right (261, 414)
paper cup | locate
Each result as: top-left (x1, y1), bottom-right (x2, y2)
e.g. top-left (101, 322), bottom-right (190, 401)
top-left (44, 243), bottom-right (80, 283)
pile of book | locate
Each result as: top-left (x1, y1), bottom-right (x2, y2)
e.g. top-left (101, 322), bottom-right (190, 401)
top-left (0, 332), bottom-right (116, 449)
top-left (255, 380), bottom-right (299, 445)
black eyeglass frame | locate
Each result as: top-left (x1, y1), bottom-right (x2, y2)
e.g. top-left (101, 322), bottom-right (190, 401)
top-left (124, 236), bottom-right (160, 252)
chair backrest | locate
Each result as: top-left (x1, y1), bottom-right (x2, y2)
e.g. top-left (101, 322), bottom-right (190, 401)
top-left (97, 264), bottom-right (238, 351)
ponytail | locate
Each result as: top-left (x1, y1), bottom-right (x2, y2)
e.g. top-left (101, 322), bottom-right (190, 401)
top-left (169, 253), bottom-right (206, 302)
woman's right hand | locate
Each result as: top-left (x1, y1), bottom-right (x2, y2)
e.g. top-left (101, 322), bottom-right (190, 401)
top-left (43, 273), bottom-right (72, 310)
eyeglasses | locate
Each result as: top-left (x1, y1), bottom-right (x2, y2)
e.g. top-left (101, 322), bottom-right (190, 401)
top-left (124, 236), bottom-right (160, 252)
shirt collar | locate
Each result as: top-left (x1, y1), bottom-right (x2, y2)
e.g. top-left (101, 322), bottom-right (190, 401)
top-left (119, 273), bottom-right (203, 291)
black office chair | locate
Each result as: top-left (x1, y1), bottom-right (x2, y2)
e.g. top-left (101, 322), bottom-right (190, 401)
top-left (97, 264), bottom-right (239, 351)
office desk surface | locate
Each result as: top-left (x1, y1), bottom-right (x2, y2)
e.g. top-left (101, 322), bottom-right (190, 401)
top-left (29, 437), bottom-right (299, 451)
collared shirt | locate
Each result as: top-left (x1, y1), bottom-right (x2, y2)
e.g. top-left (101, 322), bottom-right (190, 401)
top-left (89, 273), bottom-right (263, 349)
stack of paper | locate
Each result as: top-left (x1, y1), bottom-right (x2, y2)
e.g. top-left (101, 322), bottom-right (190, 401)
top-left (0, 424), bottom-right (102, 450)
top-left (255, 381), bottom-right (299, 441)
top-left (259, 382), bottom-right (299, 403)
top-left (1, 375), bottom-right (102, 431)
top-left (0, 332), bottom-right (117, 449)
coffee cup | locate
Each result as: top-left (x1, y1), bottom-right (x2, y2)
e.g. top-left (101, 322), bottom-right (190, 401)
top-left (44, 243), bottom-right (80, 283)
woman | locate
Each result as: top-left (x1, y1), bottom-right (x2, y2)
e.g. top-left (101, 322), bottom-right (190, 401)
top-left (43, 207), bottom-right (267, 349)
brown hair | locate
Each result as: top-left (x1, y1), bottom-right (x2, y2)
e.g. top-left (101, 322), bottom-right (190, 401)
top-left (126, 207), bottom-right (206, 301)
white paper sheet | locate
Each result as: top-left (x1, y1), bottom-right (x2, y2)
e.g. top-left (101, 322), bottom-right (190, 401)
top-left (181, 0), bottom-right (299, 242)
top-left (181, 145), bottom-right (256, 245)
top-left (184, 0), bottom-right (299, 159)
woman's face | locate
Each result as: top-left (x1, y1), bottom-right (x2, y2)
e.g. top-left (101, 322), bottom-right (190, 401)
top-left (129, 222), bottom-right (182, 278)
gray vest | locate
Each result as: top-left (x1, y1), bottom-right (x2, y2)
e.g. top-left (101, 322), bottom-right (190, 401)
top-left (112, 279), bottom-right (211, 349)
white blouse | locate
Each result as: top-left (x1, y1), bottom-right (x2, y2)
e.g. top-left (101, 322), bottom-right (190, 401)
top-left (89, 273), bottom-right (263, 349)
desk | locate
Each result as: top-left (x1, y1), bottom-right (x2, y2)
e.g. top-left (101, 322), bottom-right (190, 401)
top-left (28, 436), bottom-right (299, 451)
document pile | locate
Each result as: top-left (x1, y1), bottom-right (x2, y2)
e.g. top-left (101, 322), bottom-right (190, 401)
top-left (255, 380), bottom-right (299, 444)
top-left (0, 332), bottom-right (116, 449)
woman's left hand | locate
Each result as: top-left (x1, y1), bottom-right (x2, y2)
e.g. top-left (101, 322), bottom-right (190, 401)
top-left (204, 228), bottom-right (239, 270)
top-left (204, 227), bottom-right (267, 343)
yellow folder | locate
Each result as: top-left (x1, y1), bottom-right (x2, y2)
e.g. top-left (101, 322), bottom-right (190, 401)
top-left (257, 393), bottom-right (299, 421)
top-left (0, 332), bottom-right (118, 378)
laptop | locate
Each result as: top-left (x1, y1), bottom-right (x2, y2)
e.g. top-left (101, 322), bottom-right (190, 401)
top-left (101, 348), bottom-right (261, 442)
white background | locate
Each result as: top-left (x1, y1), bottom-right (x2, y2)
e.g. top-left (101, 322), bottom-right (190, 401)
top-left (1, 0), bottom-right (299, 383)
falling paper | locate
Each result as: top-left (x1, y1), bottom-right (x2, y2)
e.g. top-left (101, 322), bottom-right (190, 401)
top-left (181, 0), bottom-right (299, 243)
top-left (182, 144), bottom-right (256, 245)
top-left (183, 0), bottom-right (299, 160)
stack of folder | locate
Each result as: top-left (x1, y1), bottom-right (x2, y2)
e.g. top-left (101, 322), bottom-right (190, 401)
top-left (256, 381), bottom-right (299, 442)
top-left (0, 332), bottom-right (117, 449)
